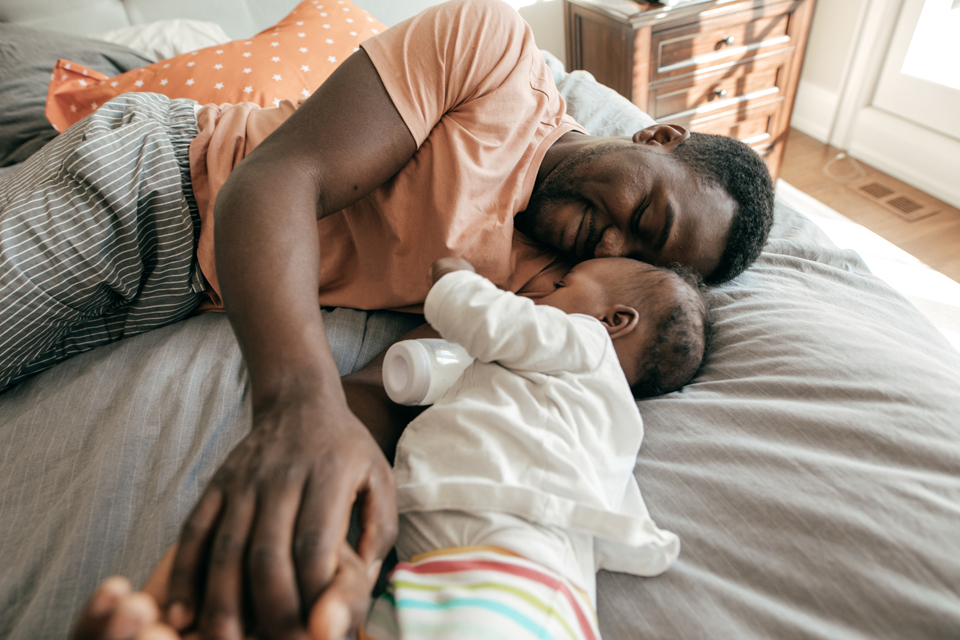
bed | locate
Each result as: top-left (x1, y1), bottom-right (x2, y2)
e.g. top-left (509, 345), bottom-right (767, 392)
top-left (1, 1), bottom-right (959, 638)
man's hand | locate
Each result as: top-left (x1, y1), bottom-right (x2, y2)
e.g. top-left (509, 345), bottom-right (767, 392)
top-left (165, 391), bottom-right (397, 640)
top-left (167, 46), bottom-right (414, 639)
top-left (430, 257), bottom-right (475, 285)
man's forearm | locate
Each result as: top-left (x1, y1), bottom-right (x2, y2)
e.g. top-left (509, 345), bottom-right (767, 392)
top-left (168, 49), bottom-right (417, 640)
top-left (214, 154), bottom-right (344, 408)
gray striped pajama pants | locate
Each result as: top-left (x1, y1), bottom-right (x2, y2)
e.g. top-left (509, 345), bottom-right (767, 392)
top-left (0, 93), bottom-right (207, 393)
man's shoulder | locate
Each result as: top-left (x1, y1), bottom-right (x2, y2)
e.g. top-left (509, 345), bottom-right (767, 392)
top-left (433, 0), bottom-right (530, 47)
top-left (447, 0), bottom-right (526, 25)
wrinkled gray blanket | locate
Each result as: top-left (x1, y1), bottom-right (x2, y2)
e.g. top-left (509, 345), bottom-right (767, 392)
top-left (2, 54), bottom-right (959, 640)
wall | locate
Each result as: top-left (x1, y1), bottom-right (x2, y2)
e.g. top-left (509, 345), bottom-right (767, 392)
top-left (510, 0), bottom-right (567, 64)
top-left (790, 0), bottom-right (867, 142)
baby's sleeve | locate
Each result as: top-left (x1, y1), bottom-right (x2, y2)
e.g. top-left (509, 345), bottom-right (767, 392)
top-left (424, 270), bottom-right (607, 374)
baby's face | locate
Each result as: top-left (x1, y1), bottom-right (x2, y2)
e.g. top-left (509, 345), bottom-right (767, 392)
top-left (534, 259), bottom-right (612, 316)
top-left (534, 257), bottom-right (666, 318)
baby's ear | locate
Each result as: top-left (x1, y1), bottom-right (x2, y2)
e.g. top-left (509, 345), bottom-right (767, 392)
top-left (602, 304), bottom-right (640, 339)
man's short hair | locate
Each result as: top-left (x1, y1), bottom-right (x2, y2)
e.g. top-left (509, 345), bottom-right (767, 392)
top-left (671, 132), bottom-right (775, 284)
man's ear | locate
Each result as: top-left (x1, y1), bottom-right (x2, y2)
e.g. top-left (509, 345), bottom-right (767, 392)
top-left (601, 304), bottom-right (640, 340)
top-left (632, 124), bottom-right (690, 151)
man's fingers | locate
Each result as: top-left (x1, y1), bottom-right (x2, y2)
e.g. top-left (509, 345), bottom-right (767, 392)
top-left (355, 468), bottom-right (398, 575)
top-left (144, 544), bottom-right (178, 606)
top-left (247, 481), bottom-right (304, 637)
top-left (196, 495), bottom-right (256, 640)
top-left (167, 491), bottom-right (224, 631)
top-left (72, 577), bottom-right (132, 640)
top-left (307, 545), bottom-right (372, 640)
top-left (293, 473), bottom-right (353, 610)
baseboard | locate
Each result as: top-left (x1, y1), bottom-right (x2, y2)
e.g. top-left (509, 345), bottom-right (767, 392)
top-left (847, 106), bottom-right (960, 210)
top-left (789, 80), bottom-right (839, 143)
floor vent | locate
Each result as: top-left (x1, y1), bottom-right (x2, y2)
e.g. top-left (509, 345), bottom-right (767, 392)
top-left (851, 180), bottom-right (940, 222)
top-left (860, 182), bottom-right (894, 199)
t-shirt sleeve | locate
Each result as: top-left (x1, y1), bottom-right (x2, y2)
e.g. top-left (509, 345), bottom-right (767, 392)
top-left (424, 270), bottom-right (607, 374)
top-left (360, 0), bottom-right (540, 146)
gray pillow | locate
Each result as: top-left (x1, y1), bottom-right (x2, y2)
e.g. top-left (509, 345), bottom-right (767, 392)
top-left (547, 50), bottom-right (960, 637)
top-left (0, 23), bottom-right (153, 167)
top-left (599, 200), bottom-right (960, 639)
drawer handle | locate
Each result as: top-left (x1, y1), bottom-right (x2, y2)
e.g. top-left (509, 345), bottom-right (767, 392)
top-left (714, 89), bottom-right (728, 99)
top-left (719, 36), bottom-right (736, 47)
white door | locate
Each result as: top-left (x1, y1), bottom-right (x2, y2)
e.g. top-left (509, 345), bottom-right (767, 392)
top-left (872, 0), bottom-right (960, 141)
top-left (831, 0), bottom-right (960, 209)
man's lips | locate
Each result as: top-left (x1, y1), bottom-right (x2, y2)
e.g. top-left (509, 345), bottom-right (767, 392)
top-left (573, 210), bottom-right (590, 258)
top-left (562, 206), bottom-right (602, 259)
top-left (575, 213), bottom-right (606, 259)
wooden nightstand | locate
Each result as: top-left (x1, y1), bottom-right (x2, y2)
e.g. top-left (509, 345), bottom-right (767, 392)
top-left (564, 0), bottom-right (816, 181)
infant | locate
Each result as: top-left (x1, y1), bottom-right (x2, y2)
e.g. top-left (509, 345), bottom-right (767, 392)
top-left (72, 256), bottom-right (708, 640)
top-left (365, 256), bottom-right (706, 640)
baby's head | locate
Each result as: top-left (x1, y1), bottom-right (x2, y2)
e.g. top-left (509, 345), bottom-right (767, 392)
top-left (536, 257), bottom-right (708, 398)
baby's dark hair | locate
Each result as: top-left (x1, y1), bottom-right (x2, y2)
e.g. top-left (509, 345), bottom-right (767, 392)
top-left (670, 131), bottom-right (775, 284)
top-left (611, 263), bottom-right (709, 398)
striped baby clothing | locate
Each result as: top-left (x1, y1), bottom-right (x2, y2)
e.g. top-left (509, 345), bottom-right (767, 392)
top-left (362, 547), bottom-right (600, 640)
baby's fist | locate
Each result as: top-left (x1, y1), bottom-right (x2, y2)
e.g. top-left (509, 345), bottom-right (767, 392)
top-left (430, 257), bottom-right (475, 285)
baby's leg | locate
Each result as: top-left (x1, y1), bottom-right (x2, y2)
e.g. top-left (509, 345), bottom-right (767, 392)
top-left (363, 546), bottom-right (601, 640)
top-left (73, 543), bottom-right (371, 640)
top-left (71, 576), bottom-right (177, 640)
top-left (71, 546), bottom-right (180, 640)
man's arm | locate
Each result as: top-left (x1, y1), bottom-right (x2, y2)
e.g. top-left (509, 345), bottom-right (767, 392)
top-left (164, 50), bottom-right (418, 640)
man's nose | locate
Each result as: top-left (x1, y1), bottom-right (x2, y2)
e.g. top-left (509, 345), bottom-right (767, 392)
top-left (594, 227), bottom-right (625, 258)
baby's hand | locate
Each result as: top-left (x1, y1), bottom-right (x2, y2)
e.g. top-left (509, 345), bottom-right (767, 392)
top-left (430, 257), bottom-right (475, 285)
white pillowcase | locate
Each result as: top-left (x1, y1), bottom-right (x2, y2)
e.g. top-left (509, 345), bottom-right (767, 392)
top-left (91, 19), bottom-right (231, 61)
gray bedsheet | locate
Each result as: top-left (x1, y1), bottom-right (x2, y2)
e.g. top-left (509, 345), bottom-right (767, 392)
top-left (2, 197), bottom-right (958, 640)
top-left (0, 308), bottom-right (423, 639)
top-left (2, 45), bottom-right (959, 640)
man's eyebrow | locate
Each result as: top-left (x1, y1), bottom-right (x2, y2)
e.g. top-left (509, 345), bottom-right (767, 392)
top-left (654, 201), bottom-right (675, 253)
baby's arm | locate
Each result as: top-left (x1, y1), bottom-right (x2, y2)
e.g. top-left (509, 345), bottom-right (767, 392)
top-left (426, 259), bottom-right (606, 375)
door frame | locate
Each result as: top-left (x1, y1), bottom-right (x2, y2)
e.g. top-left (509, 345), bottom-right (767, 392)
top-left (829, 0), bottom-right (960, 208)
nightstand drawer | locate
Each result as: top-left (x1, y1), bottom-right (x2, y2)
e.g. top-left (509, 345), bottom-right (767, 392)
top-left (650, 53), bottom-right (788, 120)
top-left (666, 96), bottom-right (784, 150)
top-left (564, 0), bottom-right (817, 181)
top-left (651, 4), bottom-right (795, 83)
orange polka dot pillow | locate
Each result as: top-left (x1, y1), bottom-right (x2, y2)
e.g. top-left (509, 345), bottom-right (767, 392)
top-left (46, 0), bottom-right (385, 132)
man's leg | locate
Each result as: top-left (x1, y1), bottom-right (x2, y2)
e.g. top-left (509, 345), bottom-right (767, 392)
top-left (0, 93), bottom-right (205, 392)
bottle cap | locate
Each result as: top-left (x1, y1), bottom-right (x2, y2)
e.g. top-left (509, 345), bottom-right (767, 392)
top-left (383, 340), bottom-right (432, 405)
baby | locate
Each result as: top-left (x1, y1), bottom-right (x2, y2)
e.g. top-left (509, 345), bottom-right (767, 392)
top-left (72, 256), bottom-right (708, 640)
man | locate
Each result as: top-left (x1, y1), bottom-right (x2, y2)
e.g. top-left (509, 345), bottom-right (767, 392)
top-left (0, 0), bottom-right (774, 637)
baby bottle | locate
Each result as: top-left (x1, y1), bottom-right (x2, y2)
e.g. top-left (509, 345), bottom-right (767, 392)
top-left (383, 339), bottom-right (475, 406)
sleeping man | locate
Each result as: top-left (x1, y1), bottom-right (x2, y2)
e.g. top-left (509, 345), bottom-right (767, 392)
top-left (0, 0), bottom-right (773, 636)
top-left (71, 254), bottom-right (707, 640)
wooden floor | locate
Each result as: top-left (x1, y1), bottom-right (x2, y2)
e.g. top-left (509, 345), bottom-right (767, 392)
top-left (779, 128), bottom-right (960, 284)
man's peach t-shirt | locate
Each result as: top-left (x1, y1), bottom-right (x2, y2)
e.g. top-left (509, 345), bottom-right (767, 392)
top-left (189, 0), bottom-right (583, 312)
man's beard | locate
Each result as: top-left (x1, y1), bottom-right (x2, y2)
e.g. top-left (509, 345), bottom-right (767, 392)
top-left (515, 142), bottom-right (614, 252)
